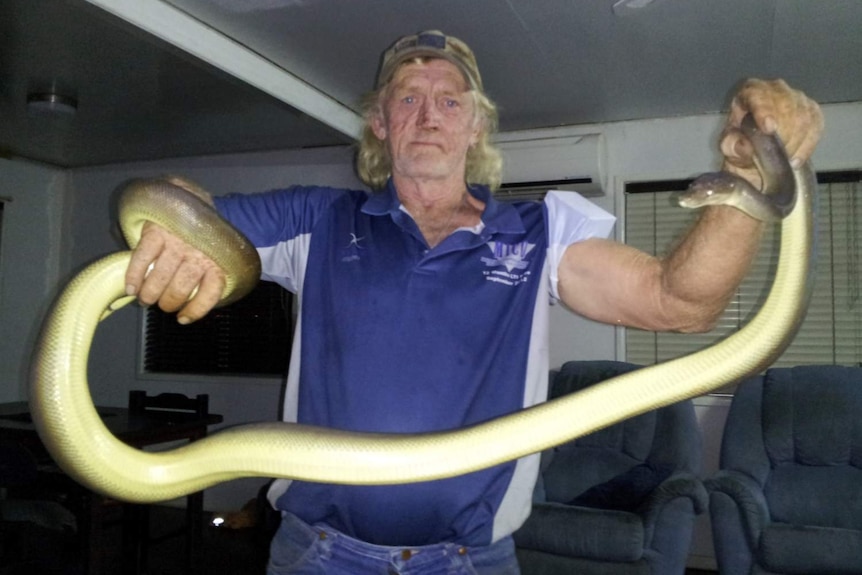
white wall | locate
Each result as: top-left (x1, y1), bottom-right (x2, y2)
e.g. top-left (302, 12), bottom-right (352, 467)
top-left (9, 102), bottom-right (861, 521)
top-left (0, 158), bottom-right (67, 403)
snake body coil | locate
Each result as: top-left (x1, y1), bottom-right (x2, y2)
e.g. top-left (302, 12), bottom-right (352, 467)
top-left (30, 117), bottom-right (816, 503)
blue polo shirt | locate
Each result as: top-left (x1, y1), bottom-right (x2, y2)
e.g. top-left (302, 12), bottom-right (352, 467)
top-left (214, 180), bottom-right (612, 546)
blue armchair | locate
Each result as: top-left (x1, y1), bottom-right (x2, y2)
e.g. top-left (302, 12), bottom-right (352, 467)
top-left (706, 365), bottom-right (862, 574)
top-left (514, 360), bottom-right (707, 575)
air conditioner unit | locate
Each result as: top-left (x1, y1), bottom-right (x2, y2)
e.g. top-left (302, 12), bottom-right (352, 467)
top-left (497, 133), bottom-right (606, 198)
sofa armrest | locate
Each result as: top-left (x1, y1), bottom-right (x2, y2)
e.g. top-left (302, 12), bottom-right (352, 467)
top-left (705, 469), bottom-right (770, 548)
top-left (642, 472), bottom-right (708, 515)
top-left (640, 472), bottom-right (707, 547)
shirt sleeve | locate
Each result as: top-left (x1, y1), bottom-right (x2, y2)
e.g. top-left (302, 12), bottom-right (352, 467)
top-left (213, 185), bottom-right (348, 293)
top-left (544, 190), bottom-right (617, 302)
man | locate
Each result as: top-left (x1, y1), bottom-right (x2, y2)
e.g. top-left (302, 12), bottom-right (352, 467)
top-left (125, 31), bottom-right (822, 575)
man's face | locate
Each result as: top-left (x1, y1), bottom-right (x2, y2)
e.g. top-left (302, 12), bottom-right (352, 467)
top-left (372, 59), bottom-right (481, 184)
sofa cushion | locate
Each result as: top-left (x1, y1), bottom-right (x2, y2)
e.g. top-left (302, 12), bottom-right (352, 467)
top-left (766, 465), bottom-right (862, 530)
top-left (568, 462), bottom-right (675, 511)
top-left (543, 448), bottom-right (642, 503)
top-left (513, 502), bottom-right (643, 562)
top-left (552, 362), bottom-right (656, 463)
top-left (762, 366), bottom-right (862, 468)
top-left (759, 523), bottom-right (862, 574)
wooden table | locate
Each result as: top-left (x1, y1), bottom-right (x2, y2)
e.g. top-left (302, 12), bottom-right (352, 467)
top-left (0, 401), bottom-right (223, 575)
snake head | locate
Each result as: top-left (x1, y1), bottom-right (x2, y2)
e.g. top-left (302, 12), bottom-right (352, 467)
top-left (677, 172), bottom-right (741, 209)
top-left (677, 114), bottom-right (797, 222)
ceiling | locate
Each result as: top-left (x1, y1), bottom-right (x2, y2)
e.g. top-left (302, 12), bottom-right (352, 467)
top-left (2, 0), bottom-right (861, 169)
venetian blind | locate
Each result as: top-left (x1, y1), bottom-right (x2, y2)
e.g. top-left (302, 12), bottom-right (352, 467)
top-left (624, 172), bottom-right (862, 385)
top-left (143, 281), bottom-right (292, 377)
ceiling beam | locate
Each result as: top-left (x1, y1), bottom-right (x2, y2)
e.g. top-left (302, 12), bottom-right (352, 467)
top-left (84, 0), bottom-right (363, 141)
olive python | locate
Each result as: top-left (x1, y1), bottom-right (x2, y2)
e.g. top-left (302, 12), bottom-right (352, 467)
top-left (29, 115), bottom-right (816, 503)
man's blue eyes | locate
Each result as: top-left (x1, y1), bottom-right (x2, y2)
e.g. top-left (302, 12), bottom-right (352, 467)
top-left (400, 96), bottom-right (460, 108)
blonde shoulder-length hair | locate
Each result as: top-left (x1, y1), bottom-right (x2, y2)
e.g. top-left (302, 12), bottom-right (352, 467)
top-left (355, 60), bottom-right (504, 191)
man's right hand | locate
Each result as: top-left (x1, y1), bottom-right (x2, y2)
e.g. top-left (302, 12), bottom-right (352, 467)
top-left (124, 221), bottom-right (226, 325)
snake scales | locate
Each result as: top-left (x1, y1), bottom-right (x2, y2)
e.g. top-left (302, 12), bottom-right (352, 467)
top-left (29, 115), bottom-right (816, 503)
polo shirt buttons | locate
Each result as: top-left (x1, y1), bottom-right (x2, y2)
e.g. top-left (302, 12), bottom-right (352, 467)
top-left (458, 546), bottom-right (468, 555)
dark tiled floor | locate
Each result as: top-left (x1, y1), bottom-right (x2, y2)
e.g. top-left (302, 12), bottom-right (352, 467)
top-left (0, 504), bottom-right (270, 575)
top-left (149, 507), bottom-right (271, 575)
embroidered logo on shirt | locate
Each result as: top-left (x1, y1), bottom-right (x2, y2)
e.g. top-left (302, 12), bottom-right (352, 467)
top-left (347, 233), bottom-right (365, 249)
top-left (342, 233), bottom-right (365, 262)
top-left (481, 241), bottom-right (535, 286)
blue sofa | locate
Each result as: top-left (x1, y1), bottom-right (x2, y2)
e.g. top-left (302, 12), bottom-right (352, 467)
top-left (706, 365), bottom-right (862, 574)
top-left (514, 360), bottom-right (707, 575)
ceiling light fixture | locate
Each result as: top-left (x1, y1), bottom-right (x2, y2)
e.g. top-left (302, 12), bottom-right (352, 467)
top-left (612, 0), bottom-right (670, 16)
top-left (26, 92), bottom-right (78, 116)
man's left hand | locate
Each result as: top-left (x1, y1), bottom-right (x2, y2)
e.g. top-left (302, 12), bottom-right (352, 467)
top-left (720, 78), bottom-right (823, 189)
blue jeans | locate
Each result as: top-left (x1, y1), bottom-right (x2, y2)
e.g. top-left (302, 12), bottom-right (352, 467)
top-left (266, 513), bottom-right (521, 575)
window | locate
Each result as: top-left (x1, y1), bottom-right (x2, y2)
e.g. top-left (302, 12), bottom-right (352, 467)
top-left (624, 171), bottom-right (862, 388)
top-left (143, 281), bottom-right (292, 378)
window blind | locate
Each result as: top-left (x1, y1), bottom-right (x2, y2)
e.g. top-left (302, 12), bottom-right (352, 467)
top-left (624, 172), bottom-right (862, 389)
top-left (143, 280), bottom-right (292, 377)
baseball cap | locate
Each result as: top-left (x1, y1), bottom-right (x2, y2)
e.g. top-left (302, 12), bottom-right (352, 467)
top-left (376, 30), bottom-right (483, 91)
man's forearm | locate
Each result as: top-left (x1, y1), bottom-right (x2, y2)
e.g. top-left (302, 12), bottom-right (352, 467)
top-left (658, 204), bottom-right (764, 332)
